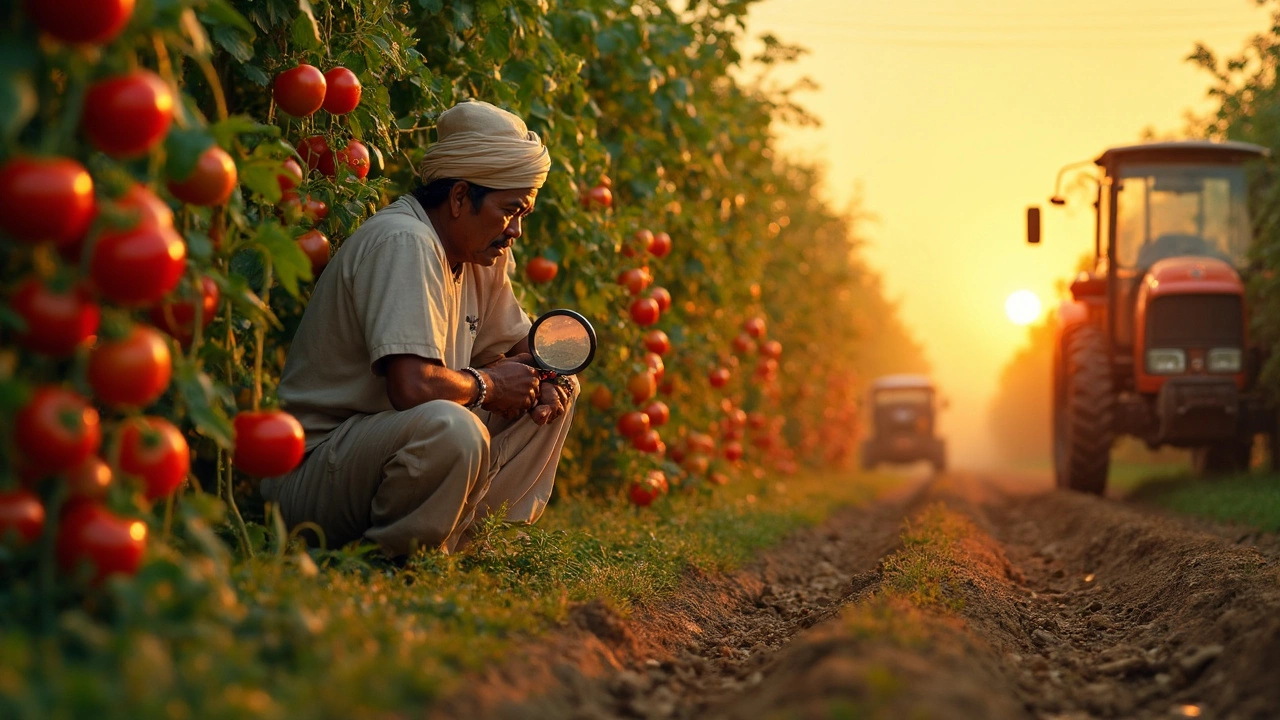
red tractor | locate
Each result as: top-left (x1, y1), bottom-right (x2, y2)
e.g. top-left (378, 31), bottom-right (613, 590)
top-left (1028, 140), bottom-right (1276, 493)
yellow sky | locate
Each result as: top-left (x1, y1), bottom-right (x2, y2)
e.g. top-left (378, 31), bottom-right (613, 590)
top-left (743, 0), bottom-right (1272, 468)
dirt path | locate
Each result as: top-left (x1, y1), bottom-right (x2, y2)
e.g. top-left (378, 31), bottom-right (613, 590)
top-left (437, 471), bottom-right (1280, 720)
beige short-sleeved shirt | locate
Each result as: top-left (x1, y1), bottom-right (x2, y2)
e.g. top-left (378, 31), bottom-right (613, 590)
top-left (278, 194), bottom-right (532, 450)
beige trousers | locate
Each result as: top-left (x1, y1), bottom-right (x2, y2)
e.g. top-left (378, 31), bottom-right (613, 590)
top-left (261, 392), bottom-right (577, 556)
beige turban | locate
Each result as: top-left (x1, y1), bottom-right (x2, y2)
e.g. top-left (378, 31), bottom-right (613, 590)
top-left (417, 100), bottom-right (550, 190)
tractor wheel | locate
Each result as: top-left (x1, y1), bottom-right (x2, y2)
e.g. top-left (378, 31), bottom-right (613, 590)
top-left (1192, 439), bottom-right (1251, 476)
top-left (1053, 325), bottom-right (1114, 494)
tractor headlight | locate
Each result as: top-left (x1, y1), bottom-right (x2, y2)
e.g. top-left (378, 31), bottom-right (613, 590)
top-left (1207, 348), bottom-right (1242, 373)
top-left (1146, 348), bottom-right (1186, 374)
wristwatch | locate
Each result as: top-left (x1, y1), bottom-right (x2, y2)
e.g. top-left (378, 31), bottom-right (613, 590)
top-left (462, 366), bottom-right (487, 409)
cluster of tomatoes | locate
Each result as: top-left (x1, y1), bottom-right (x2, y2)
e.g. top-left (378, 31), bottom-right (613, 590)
top-left (0, 0), bottom-right (308, 584)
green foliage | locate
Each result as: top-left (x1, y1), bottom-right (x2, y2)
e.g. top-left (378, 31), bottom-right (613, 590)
top-left (1123, 470), bottom-right (1280, 532)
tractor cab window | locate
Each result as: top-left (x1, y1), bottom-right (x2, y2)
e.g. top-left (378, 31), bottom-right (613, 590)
top-left (1114, 164), bottom-right (1250, 270)
top-left (873, 388), bottom-right (932, 406)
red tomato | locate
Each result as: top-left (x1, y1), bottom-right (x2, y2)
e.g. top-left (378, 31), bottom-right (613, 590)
top-left (10, 278), bottom-right (100, 356)
top-left (299, 135), bottom-right (334, 175)
top-left (337, 139), bottom-right (370, 179)
top-left (233, 410), bottom-right (305, 477)
top-left (628, 476), bottom-right (661, 507)
top-left (683, 455), bottom-right (710, 477)
top-left (277, 157), bottom-right (304, 193)
top-left (167, 145), bottom-right (237, 206)
top-left (24, 0), bottom-right (135, 45)
top-left (113, 183), bottom-right (173, 230)
top-left (724, 441), bottom-right (744, 462)
top-left (726, 407), bottom-right (748, 427)
top-left (748, 412), bottom-right (769, 430)
top-left (688, 432), bottom-right (716, 455)
top-left (0, 157), bottom-right (96, 246)
top-left (648, 231), bottom-right (672, 258)
top-left (629, 298), bottom-right (660, 326)
top-left (273, 64), bottom-right (327, 117)
top-left (117, 416), bottom-right (190, 499)
top-left (643, 352), bottom-right (665, 383)
top-left (598, 174), bottom-right (612, 188)
top-left (732, 332), bottom-right (755, 355)
top-left (643, 329), bottom-right (670, 355)
top-left (90, 223), bottom-right (187, 308)
top-left (149, 276), bottom-right (219, 346)
top-left (322, 67), bottom-right (362, 114)
top-left (752, 434), bottom-right (775, 450)
top-left (648, 286), bottom-right (672, 313)
top-left (589, 385), bottom-right (613, 411)
top-left (632, 428), bottom-right (662, 453)
top-left (616, 411), bottom-right (650, 439)
top-left (668, 442), bottom-right (687, 465)
top-left (633, 229), bottom-right (654, 255)
top-left (87, 325), bottom-right (172, 408)
top-left (743, 316), bottom-right (767, 338)
top-left (627, 371), bottom-right (657, 405)
top-left (297, 229), bottom-right (330, 277)
top-left (282, 191), bottom-right (329, 223)
top-left (0, 490), bottom-right (45, 545)
top-left (82, 71), bottom-right (174, 158)
top-left (63, 456), bottom-right (113, 501)
top-left (643, 400), bottom-right (670, 427)
top-left (582, 184), bottom-right (612, 209)
top-left (648, 470), bottom-right (669, 494)
top-left (759, 339), bottom-right (783, 359)
top-left (16, 387), bottom-right (101, 475)
top-left (708, 471), bottom-right (730, 486)
top-left (709, 367), bottom-right (731, 388)
top-left (56, 502), bottom-right (146, 583)
top-left (755, 358), bottom-right (779, 380)
top-left (526, 256), bottom-right (558, 283)
top-left (617, 267), bottom-right (651, 296)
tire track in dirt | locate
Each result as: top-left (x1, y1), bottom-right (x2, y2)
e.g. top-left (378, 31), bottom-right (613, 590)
top-left (439, 472), bottom-right (1280, 719)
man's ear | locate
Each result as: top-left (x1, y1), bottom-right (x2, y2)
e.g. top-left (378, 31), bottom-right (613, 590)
top-left (449, 180), bottom-right (470, 218)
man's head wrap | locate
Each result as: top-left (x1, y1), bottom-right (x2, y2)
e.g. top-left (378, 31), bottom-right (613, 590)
top-left (417, 100), bottom-right (550, 190)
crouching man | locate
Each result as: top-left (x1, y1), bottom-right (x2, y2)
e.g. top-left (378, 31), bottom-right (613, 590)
top-left (261, 100), bottom-right (576, 556)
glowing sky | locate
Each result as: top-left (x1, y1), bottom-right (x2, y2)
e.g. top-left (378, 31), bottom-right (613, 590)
top-left (743, 0), bottom-right (1272, 467)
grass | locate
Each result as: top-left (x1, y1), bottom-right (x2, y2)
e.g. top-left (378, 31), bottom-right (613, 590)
top-left (0, 469), bottom-right (897, 720)
top-left (1123, 470), bottom-right (1280, 533)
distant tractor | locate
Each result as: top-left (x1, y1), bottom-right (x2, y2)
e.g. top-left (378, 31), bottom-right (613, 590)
top-left (860, 374), bottom-right (947, 473)
top-left (1028, 140), bottom-right (1277, 494)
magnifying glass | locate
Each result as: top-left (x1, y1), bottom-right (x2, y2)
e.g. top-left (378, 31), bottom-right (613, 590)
top-left (528, 309), bottom-right (597, 377)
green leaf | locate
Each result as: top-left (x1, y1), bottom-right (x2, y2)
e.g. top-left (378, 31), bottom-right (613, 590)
top-left (418, 0), bottom-right (443, 13)
top-left (199, 0), bottom-right (255, 36)
top-left (164, 129), bottom-right (215, 182)
top-left (291, 0), bottom-right (322, 49)
top-left (0, 68), bottom-right (35, 141)
top-left (254, 223), bottom-right (312, 298)
top-left (210, 115), bottom-right (275, 149)
top-left (175, 364), bottom-right (235, 449)
top-left (241, 161), bottom-right (283, 203)
top-left (211, 25), bottom-right (254, 63)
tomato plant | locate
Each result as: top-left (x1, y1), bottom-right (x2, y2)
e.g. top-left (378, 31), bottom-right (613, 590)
top-left (273, 64), bottom-right (327, 117)
top-left (61, 456), bottom-right (112, 501)
top-left (627, 475), bottom-right (661, 507)
top-left (24, 0), bottom-right (135, 45)
top-left (116, 416), bottom-right (190, 500)
top-left (89, 223), bottom-right (186, 307)
top-left (643, 352), bottom-right (665, 383)
top-left (0, 157), bottom-right (96, 246)
top-left (643, 400), bottom-right (670, 427)
top-left (642, 330), bottom-right (670, 355)
top-left (167, 145), bottom-right (237, 206)
top-left (648, 231), bottom-right (672, 258)
top-left (56, 502), bottom-right (146, 584)
top-left (113, 184), bottom-right (173, 230)
top-left (648, 287), bottom-right (671, 313)
top-left (632, 429), bottom-right (662, 453)
top-left (232, 411), bottom-right (305, 478)
top-left (10, 278), bottom-right (100, 357)
top-left (297, 230), bottom-right (330, 277)
top-left (337, 140), bottom-right (370, 179)
top-left (626, 371), bottom-right (656, 404)
top-left (582, 184), bottom-right (612, 209)
top-left (724, 441), bottom-right (744, 462)
top-left (0, 490), bottom-right (45, 545)
top-left (743, 316), bottom-right (767, 339)
top-left (81, 71), bottom-right (174, 158)
top-left (709, 368), bottom-right (731, 388)
top-left (759, 339), bottom-right (783, 359)
top-left (87, 325), bottom-right (172, 408)
top-left (299, 135), bottom-right (334, 175)
top-left (732, 333), bottom-right (754, 355)
top-left (617, 267), bottom-right (650, 295)
top-left (277, 158), bottom-right (304, 192)
top-left (526, 256), bottom-right (558, 283)
top-left (589, 385), bottom-right (613, 411)
top-left (616, 411), bottom-right (650, 439)
top-left (149, 276), bottom-right (220, 346)
top-left (16, 387), bottom-right (101, 476)
top-left (322, 67), bottom-right (362, 114)
top-left (629, 298), bottom-right (660, 326)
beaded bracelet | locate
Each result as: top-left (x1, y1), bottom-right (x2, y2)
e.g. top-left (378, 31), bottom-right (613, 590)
top-left (462, 366), bottom-right (487, 409)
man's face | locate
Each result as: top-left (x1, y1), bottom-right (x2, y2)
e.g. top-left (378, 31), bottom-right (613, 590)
top-left (447, 186), bottom-right (538, 267)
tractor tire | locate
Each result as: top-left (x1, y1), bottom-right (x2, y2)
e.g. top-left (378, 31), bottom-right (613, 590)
top-left (1192, 439), bottom-right (1251, 476)
top-left (1053, 325), bottom-right (1114, 494)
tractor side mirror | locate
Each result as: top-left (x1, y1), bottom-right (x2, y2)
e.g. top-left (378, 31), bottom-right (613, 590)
top-left (1026, 206), bottom-right (1042, 245)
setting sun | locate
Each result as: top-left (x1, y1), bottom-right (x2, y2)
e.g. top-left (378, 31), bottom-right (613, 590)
top-left (1005, 290), bottom-right (1042, 326)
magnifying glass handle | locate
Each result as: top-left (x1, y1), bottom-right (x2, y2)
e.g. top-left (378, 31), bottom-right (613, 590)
top-left (538, 370), bottom-right (560, 381)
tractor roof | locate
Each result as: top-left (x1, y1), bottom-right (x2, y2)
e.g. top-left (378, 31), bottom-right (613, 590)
top-left (1096, 140), bottom-right (1269, 169)
top-left (869, 374), bottom-right (935, 391)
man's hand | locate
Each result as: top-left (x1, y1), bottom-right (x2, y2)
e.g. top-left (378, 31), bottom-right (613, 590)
top-left (529, 377), bottom-right (573, 425)
top-left (479, 356), bottom-right (540, 418)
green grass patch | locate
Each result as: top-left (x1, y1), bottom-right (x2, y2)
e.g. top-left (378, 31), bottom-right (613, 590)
top-left (1123, 471), bottom-right (1280, 533)
top-left (0, 470), bottom-right (895, 719)
top-left (878, 503), bottom-right (973, 613)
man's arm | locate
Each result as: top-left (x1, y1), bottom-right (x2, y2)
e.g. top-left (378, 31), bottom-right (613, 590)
top-left (384, 354), bottom-right (541, 415)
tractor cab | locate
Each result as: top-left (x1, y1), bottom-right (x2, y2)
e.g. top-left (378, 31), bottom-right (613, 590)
top-left (1026, 140), bottom-right (1276, 494)
top-left (860, 374), bottom-right (947, 473)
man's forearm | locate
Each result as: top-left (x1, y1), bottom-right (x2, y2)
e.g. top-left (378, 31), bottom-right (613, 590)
top-left (385, 356), bottom-right (487, 411)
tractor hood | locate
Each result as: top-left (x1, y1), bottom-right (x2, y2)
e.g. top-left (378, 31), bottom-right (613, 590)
top-left (1142, 257), bottom-right (1243, 298)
